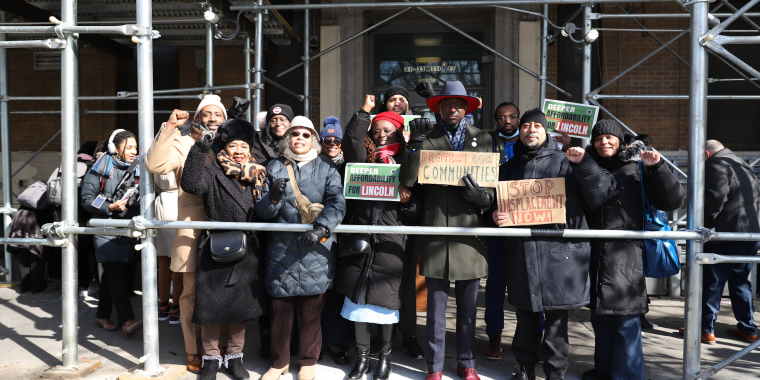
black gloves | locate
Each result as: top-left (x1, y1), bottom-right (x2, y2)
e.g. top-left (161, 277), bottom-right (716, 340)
top-left (461, 174), bottom-right (491, 209)
top-left (227, 96), bottom-right (251, 120)
top-left (299, 226), bottom-right (328, 248)
top-left (270, 178), bottom-right (289, 203)
top-left (414, 81), bottom-right (436, 99)
top-left (408, 118), bottom-right (434, 150)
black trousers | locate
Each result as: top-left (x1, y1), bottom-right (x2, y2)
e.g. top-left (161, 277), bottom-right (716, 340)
top-left (398, 238), bottom-right (420, 339)
top-left (512, 308), bottom-right (569, 379)
top-left (96, 262), bottom-right (136, 325)
top-left (20, 252), bottom-right (47, 289)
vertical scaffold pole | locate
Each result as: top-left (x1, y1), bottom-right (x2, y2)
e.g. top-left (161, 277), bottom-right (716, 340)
top-left (60, 0), bottom-right (79, 368)
top-left (206, 4), bottom-right (214, 89)
top-left (253, 0), bottom-right (264, 127)
top-left (539, 4), bottom-right (548, 106)
top-left (683, 2), bottom-right (709, 378)
top-left (0, 11), bottom-right (13, 285)
top-left (303, 0), bottom-right (310, 118)
top-left (136, 0), bottom-right (160, 373)
top-left (244, 34), bottom-right (252, 121)
top-left (581, 3), bottom-right (592, 147)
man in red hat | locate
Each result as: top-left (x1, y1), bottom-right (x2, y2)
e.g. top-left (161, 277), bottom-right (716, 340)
top-left (399, 81), bottom-right (494, 380)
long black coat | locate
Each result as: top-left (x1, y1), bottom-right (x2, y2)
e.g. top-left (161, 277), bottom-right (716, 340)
top-left (335, 114), bottom-right (421, 310)
top-left (500, 138), bottom-right (616, 312)
top-left (704, 148), bottom-right (760, 234)
top-left (181, 142), bottom-right (267, 326)
top-left (585, 142), bottom-right (684, 315)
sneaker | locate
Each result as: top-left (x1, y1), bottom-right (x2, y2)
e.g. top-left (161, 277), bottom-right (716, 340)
top-left (168, 307), bottom-right (181, 325)
top-left (158, 303), bottom-right (172, 321)
top-left (402, 335), bottom-right (425, 360)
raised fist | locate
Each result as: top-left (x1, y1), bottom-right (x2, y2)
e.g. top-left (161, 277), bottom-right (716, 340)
top-left (166, 109), bottom-right (189, 131)
top-left (407, 118), bottom-right (434, 150)
top-left (566, 147), bottom-right (586, 164)
top-left (362, 95), bottom-right (376, 113)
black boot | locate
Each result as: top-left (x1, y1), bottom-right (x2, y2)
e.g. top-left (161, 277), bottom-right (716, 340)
top-left (259, 329), bottom-right (271, 359)
top-left (199, 356), bottom-right (222, 380)
top-left (512, 363), bottom-right (536, 380)
top-left (640, 314), bottom-right (655, 329)
top-left (348, 351), bottom-right (371, 380)
top-left (225, 353), bottom-right (250, 380)
top-left (373, 325), bottom-right (394, 380)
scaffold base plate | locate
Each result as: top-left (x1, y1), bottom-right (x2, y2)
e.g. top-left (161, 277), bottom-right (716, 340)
top-left (119, 364), bottom-right (185, 380)
top-left (40, 360), bottom-right (102, 379)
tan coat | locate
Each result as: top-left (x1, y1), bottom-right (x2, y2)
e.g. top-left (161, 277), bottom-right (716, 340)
top-left (145, 124), bottom-right (213, 273)
top-left (153, 172), bottom-right (178, 257)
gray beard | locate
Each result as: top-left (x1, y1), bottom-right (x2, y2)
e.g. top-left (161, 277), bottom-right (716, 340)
top-left (526, 141), bottom-right (541, 149)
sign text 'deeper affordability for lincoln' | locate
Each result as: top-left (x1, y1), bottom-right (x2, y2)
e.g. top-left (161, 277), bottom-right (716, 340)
top-left (542, 99), bottom-right (599, 139)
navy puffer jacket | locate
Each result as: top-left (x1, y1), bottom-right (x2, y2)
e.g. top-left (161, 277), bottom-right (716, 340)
top-left (255, 155), bottom-right (347, 297)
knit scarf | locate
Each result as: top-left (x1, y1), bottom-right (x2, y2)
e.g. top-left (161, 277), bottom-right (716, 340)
top-left (216, 151), bottom-right (267, 198)
top-left (91, 152), bottom-right (139, 178)
top-left (375, 143), bottom-right (400, 164)
top-left (283, 147), bottom-right (319, 167)
top-left (330, 151), bottom-right (345, 166)
top-left (444, 122), bottom-right (467, 152)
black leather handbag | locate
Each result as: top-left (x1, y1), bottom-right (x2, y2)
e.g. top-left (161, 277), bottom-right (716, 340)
top-left (209, 231), bottom-right (247, 264)
top-left (339, 202), bottom-right (383, 258)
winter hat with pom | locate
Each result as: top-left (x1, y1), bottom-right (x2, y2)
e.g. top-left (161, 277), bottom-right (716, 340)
top-left (319, 116), bottom-right (343, 140)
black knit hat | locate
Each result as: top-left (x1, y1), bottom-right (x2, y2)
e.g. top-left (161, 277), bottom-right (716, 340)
top-left (519, 108), bottom-right (548, 129)
top-left (591, 119), bottom-right (624, 143)
top-left (265, 104), bottom-right (294, 125)
top-left (216, 118), bottom-right (255, 147)
top-left (383, 85), bottom-right (409, 107)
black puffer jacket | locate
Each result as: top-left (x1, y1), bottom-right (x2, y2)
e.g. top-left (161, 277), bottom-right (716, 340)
top-left (585, 140), bottom-right (684, 315)
top-left (334, 115), bottom-right (421, 310)
top-left (500, 137), bottom-right (616, 312)
top-left (704, 148), bottom-right (760, 234)
top-left (181, 141), bottom-right (267, 326)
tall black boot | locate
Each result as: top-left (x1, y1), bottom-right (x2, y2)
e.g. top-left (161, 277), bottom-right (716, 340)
top-left (373, 325), bottom-right (394, 380)
top-left (225, 353), bottom-right (250, 380)
top-left (349, 323), bottom-right (371, 380)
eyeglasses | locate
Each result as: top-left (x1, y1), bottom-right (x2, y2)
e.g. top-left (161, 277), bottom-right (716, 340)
top-left (290, 131), bottom-right (311, 139)
top-left (322, 137), bottom-right (342, 146)
top-left (496, 115), bottom-right (520, 123)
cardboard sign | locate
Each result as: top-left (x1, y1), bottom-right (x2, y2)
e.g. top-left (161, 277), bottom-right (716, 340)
top-left (370, 115), bottom-right (421, 142)
top-left (344, 163), bottom-right (401, 202)
top-left (542, 99), bottom-right (599, 139)
top-left (418, 150), bottom-right (499, 187)
top-left (496, 178), bottom-right (567, 227)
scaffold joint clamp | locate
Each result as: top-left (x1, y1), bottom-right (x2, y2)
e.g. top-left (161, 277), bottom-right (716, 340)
top-left (697, 227), bottom-right (716, 243)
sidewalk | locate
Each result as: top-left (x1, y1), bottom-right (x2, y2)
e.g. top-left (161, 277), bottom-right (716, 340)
top-left (0, 279), bottom-right (758, 380)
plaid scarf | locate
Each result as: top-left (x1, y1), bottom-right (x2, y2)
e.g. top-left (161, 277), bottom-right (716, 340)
top-left (216, 151), bottom-right (267, 198)
top-left (91, 152), bottom-right (139, 178)
top-left (444, 122), bottom-right (467, 152)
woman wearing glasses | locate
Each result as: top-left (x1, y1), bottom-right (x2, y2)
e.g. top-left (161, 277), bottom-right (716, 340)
top-left (255, 116), bottom-right (346, 380)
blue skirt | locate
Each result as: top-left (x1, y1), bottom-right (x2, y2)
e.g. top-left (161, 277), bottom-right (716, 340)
top-left (340, 296), bottom-right (399, 324)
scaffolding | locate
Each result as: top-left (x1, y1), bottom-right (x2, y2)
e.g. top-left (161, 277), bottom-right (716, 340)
top-left (0, 0), bottom-right (759, 378)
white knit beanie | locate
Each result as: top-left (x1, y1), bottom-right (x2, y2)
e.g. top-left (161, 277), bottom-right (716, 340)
top-left (195, 94), bottom-right (228, 121)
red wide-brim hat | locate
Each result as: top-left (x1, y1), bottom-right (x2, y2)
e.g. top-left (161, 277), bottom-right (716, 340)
top-left (426, 81), bottom-right (480, 115)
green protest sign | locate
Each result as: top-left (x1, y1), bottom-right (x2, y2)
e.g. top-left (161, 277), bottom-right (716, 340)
top-left (542, 99), bottom-right (599, 139)
top-left (370, 115), bottom-right (420, 142)
top-left (344, 163), bottom-right (401, 202)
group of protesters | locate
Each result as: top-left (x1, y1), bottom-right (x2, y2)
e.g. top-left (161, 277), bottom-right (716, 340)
top-left (76, 78), bottom-right (760, 380)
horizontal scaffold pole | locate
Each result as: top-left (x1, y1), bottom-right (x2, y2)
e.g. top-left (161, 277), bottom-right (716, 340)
top-left (231, 0), bottom-right (672, 11)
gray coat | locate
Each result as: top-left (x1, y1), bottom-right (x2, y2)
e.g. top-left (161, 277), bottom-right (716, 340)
top-left (255, 156), bottom-right (347, 297)
top-left (80, 162), bottom-right (139, 263)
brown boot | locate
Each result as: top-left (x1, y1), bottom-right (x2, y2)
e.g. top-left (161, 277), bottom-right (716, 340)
top-left (485, 331), bottom-right (502, 360)
top-left (186, 353), bottom-right (202, 374)
top-left (678, 328), bottom-right (716, 344)
top-left (122, 319), bottom-right (143, 336)
top-left (728, 327), bottom-right (758, 343)
top-left (94, 318), bottom-right (118, 331)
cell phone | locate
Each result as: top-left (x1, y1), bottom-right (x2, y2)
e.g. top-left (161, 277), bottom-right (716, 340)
top-left (91, 194), bottom-right (107, 209)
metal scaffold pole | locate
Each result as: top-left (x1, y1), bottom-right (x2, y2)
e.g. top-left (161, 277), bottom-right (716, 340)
top-left (136, 0), bottom-right (161, 373)
top-left (60, 0), bottom-right (79, 368)
top-left (0, 11), bottom-right (12, 285)
top-left (539, 4), bottom-right (548, 106)
top-left (683, 1), bottom-right (709, 378)
top-left (254, 0), bottom-right (264, 126)
top-left (206, 4), bottom-right (214, 88)
top-left (581, 3), bottom-right (592, 147)
top-left (245, 34), bottom-right (252, 121)
top-left (303, 0), bottom-right (311, 118)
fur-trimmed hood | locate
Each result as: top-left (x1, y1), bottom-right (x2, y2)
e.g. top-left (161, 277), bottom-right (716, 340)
top-left (586, 133), bottom-right (653, 166)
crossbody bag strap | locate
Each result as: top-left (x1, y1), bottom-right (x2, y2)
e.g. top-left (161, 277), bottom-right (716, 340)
top-left (285, 160), bottom-right (303, 199)
top-left (638, 161), bottom-right (652, 211)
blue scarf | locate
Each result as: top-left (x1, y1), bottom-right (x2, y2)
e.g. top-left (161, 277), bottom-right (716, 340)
top-left (444, 122), bottom-right (467, 152)
top-left (91, 153), bottom-right (139, 178)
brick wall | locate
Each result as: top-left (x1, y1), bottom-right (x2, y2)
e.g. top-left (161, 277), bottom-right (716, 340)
top-left (547, 2), bottom-right (690, 150)
top-left (7, 47), bottom-right (118, 151)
